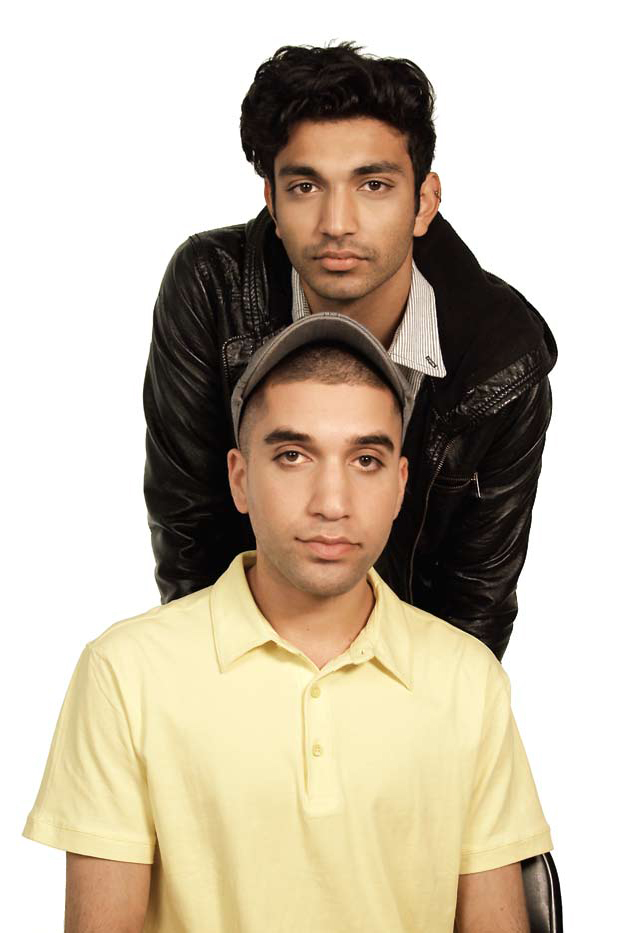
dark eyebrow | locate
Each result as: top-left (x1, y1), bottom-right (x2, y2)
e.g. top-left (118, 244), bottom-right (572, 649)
top-left (352, 161), bottom-right (405, 177)
top-left (349, 433), bottom-right (395, 454)
top-left (263, 429), bottom-right (312, 445)
top-left (277, 161), bottom-right (405, 181)
top-left (263, 429), bottom-right (395, 453)
top-left (277, 164), bottom-right (324, 181)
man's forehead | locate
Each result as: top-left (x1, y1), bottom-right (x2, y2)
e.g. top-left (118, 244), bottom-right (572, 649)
top-left (256, 381), bottom-right (401, 444)
top-left (276, 117), bottom-right (410, 166)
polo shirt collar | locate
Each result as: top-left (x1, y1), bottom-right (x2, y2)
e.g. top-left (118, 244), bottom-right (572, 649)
top-left (210, 553), bottom-right (413, 690)
top-left (210, 552), bottom-right (281, 671)
top-left (345, 572), bottom-right (413, 690)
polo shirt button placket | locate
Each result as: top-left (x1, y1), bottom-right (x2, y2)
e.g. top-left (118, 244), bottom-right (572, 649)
top-left (302, 674), bottom-right (341, 813)
top-left (310, 685), bottom-right (324, 759)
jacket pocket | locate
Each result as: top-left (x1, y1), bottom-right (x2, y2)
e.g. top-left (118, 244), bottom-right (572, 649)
top-left (433, 471), bottom-right (481, 497)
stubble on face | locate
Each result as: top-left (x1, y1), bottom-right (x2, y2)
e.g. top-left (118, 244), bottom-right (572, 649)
top-left (252, 524), bottom-right (373, 601)
top-left (295, 228), bottom-right (415, 307)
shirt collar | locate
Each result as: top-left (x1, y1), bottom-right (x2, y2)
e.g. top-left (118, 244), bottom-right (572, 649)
top-left (210, 552), bottom-right (413, 690)
top-left (290, 261), bottom-right (446, 379)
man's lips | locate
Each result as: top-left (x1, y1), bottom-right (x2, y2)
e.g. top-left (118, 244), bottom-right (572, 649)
top-left (298, 536), bottom-right (358, 559)
top-left (315, 250), bottom-right (366, 272)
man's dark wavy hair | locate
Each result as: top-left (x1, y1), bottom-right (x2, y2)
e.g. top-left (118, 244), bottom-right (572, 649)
top-left (240, 43), bottom-right (436, 204)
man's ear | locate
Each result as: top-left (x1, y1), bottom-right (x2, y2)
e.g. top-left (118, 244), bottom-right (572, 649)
top-left (264, 178), bottom-right (281, 237)
top-left (393, 456), bottom-right (409, 519)
top-left (227, 448), bottom-right (249, 515)
top-left (413, 172), bottom-right (442, 237)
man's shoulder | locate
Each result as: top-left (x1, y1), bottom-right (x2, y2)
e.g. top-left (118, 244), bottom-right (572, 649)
top-left (404, 600), bottom-right (499, 666)
top-left (377, 580), bottom-right (504, 700)
top-left (189, 222), bottom-right (248, 260)
top-left (87, 586), bottom-right (215, 668)
top-left (414, 213), bottom-right (557, 415)
top-left (171, 208), bottom-right (281, 278)
top-left (158, 209), bottom-right (291, 342)
top-left (377, 572), bottom-right (499, 668)
top-left (166, 223), bottom-right (248, 283)
top-left (400, 602), bottom-right (510, 716)
top-left (415, 213), bottom-right (548, 335)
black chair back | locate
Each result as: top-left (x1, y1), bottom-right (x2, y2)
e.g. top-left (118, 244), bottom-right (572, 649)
top-left (521, 852), bottom-right (563, 932)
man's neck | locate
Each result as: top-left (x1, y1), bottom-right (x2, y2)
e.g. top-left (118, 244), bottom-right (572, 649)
top-left (301, 248), bottom-right (413, 349)
top-left (246, 559), bottom-right (375, 670)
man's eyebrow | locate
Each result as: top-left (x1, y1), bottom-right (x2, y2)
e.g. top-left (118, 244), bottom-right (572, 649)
top-left (277, 161), bottom-right (405, 181)
top-left (263, 429), bottom-right (312, 445)
top-left (349, 433), bottom-right (395, 453)
top-left (352, 161), bottom-right (405, 177)
top-left (277, 164), bottom-right (324, 181)
top-left (262, 430), bottom-right (395, 453)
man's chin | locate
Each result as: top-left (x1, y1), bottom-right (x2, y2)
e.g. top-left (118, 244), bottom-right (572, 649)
top-left (301, 272), bottom-right (378, 304)
top-left (289, 560), bottom-right (368, 599)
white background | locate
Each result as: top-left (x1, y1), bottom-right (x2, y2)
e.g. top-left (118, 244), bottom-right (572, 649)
top-left (3, 1), bottom-right (630, 929)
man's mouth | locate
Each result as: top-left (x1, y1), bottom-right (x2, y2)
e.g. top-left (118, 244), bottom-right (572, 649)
top-left (315, 250), bottom-right (366, 272)
top-left (298, 536), bottom-right (358, 559)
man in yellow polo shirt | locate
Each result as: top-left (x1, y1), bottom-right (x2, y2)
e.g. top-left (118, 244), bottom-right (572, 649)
top-left (24, 314), bottom-right (552, 932)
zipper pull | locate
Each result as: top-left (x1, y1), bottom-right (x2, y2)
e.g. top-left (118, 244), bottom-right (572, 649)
top-left (473, 472), bottom-right (481, 499)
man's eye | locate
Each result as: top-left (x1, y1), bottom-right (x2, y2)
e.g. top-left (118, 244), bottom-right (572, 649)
top-left (290, 183), bottom-right (316, 194)
top-left (363, 180), bottom-right (390, 192)
top-left (277, 450), bottom-right (303, 463)
top-left (357, 455), bottom-right (382, 470)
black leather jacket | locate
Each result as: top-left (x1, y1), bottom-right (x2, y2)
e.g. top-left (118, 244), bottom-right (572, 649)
top-left (144, 210), bottom-right (557, 659)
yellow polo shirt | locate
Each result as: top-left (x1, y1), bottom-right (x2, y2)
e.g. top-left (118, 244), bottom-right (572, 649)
top-left (24, 553), bottom-right (552, 932)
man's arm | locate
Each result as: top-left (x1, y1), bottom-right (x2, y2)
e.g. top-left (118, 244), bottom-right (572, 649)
top-left (418, 376), bottom-right (552, 659)
top-left (65, 854), bottom-right (150, 933)
top-left (456, 663), bottom-right (551, 927)
top-left (455, 863), bottom-right (529, 932)
top-left (144, 237), bottom-right (249, 602)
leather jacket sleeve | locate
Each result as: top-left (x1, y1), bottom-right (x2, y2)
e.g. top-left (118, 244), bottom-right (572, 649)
top-left (143, 238), bottom-right (249, 602)
top-left (416, 377), bottom-right (553, 660)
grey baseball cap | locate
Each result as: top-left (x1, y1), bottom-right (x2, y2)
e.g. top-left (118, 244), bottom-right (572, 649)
top-left (231, 312), bottom-right (415, 445)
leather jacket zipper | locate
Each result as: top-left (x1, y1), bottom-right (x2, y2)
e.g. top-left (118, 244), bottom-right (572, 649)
top-left (407, 438), bottom-right (454, 601)
top-left (407, 447), bottom-right (482, 600)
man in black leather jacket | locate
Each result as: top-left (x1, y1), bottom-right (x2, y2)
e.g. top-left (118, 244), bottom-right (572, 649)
top-left (143, 43), bottom-right (556, 660)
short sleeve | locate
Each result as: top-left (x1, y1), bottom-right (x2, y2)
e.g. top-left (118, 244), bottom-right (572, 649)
top-left (460, 667), bottom-right (552, 874)
top-left (23, 646), bottom-right (155, 863)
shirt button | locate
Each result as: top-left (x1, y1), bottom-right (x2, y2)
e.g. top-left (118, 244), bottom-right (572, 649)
top-left (310, 685), bottom-right (321, 699)
top-left (312, 743), bottom-right (323, 757)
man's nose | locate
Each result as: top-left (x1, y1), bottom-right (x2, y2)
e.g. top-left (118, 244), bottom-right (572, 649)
top-left (308, 462), bottom-right (352, 521)
top-left (318, 188), bottom-right (358, 239)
